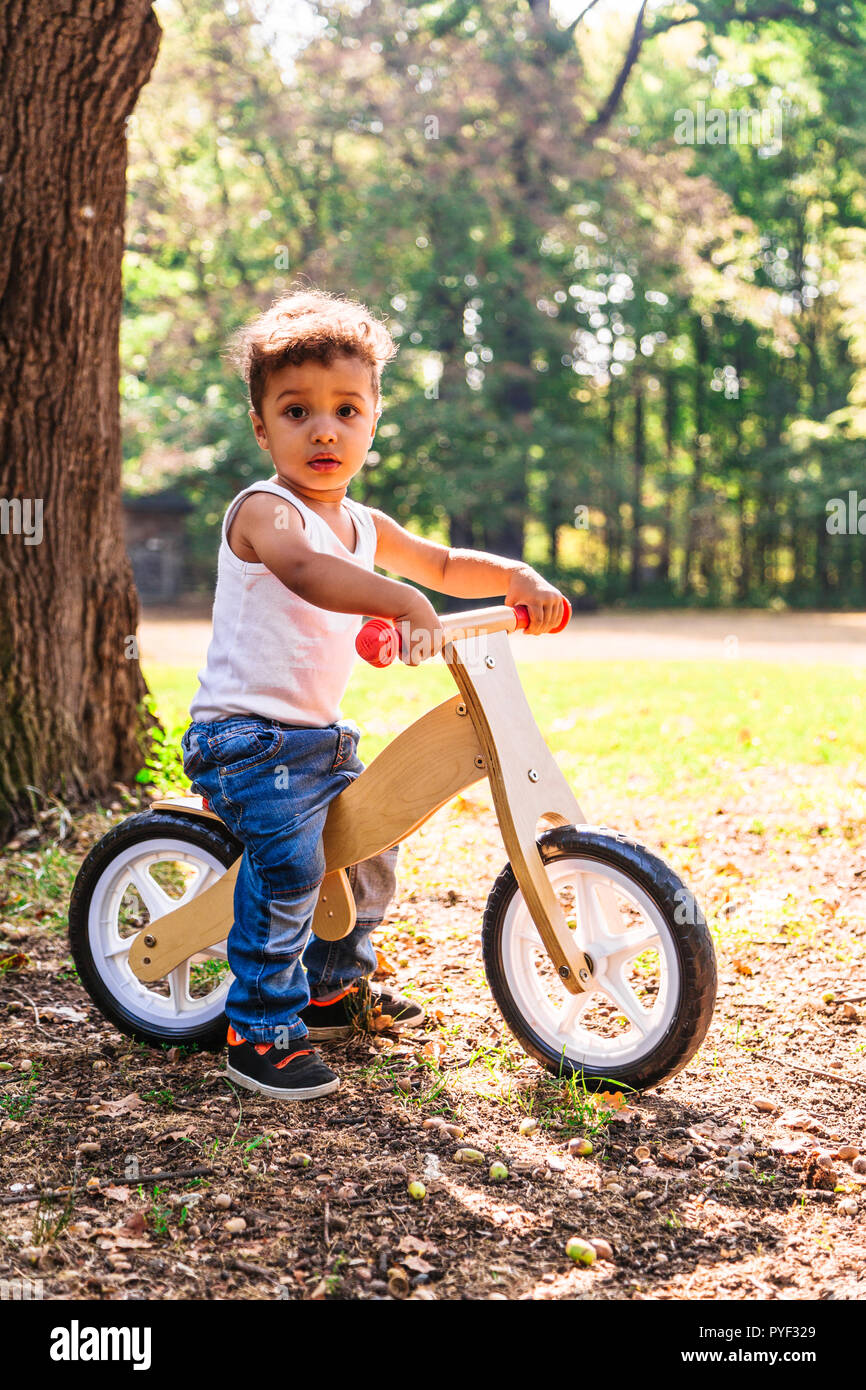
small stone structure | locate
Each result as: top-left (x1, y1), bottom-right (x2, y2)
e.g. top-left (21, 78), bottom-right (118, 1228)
top-left (123, 488), bottom-right (193, 603)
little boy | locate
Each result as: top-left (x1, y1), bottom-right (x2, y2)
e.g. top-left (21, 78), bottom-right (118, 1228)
top-left (181, 286), bottom-right (566, 1100)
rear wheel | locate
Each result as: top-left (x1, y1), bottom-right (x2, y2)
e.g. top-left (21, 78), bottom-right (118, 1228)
top-left (482, 825), bottom-right (716, 1091)
top-left (68, 811), bottom-right (242, 1050)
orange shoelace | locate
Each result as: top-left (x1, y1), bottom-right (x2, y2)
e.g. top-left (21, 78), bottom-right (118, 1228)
top-left (307, 984), bottom-right (357, 1007)
top-left (227, 1025), bottom-right (312, 1070)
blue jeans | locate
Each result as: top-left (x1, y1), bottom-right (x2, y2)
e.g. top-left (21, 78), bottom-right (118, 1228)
top-left (180, 716), bottom-right (399, 1044)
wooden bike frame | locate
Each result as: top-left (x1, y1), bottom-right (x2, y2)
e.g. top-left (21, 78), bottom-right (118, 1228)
top-left (128, 607), bottom-right (592, 996)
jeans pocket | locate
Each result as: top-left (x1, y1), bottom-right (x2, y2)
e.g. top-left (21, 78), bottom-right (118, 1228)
top-left (330, 720), bottom-right (361, 774)
top-left (181, 727), bottom-right (207, 778)
top-left (209, 722), bottom-right (285, 775)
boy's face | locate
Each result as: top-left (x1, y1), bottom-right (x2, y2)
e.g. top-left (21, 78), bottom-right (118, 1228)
top-left (250, 354), bottom-right (381, 502)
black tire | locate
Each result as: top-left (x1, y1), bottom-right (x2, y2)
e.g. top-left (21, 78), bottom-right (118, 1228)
top-left (68, 810), bottom-right (243, 1051)
top-left (482, 824), bottom-right (717, 1092)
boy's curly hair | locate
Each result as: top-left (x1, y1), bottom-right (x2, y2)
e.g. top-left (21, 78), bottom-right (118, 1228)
top-left (226, 285), bottom-right (399, 417)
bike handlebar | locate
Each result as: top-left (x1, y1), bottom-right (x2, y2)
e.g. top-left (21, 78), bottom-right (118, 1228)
top-left (355, 598), bottom-right (572, 668)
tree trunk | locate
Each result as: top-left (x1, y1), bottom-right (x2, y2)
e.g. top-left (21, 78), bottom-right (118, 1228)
top-left (657, 369), bottom-right (676, 584)
top-left (628, 374), bottom-right (645, 593)
top-left (0, 1), bottom-right (161, 841)
top-left (737, 486), bottom-right (751, 602)
top-left (681, 316), bottom-right (708, 596)
top-left (604, 385), bottom-right (620, 589)
top-left (484, 131), bottom-right (534, 563)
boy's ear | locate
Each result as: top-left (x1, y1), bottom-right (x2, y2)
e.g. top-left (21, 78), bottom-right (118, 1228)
top-left (250, 408), bottom-right (269, 450)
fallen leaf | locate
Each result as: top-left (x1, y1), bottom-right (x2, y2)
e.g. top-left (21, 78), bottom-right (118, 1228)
top-left (397, 1234), bottom-right (436, 1255)
top-left (778, 1111), bottom-right (820, 1132)
top-left (805, 1151), bottom-right (837, 1190)
top-left (596, 1090), bottom-right (627, 1111)
top-left (659, 1143), bottom-right (693, 1163)
top-left (95, 1093), bottom-right (143, 1118)
top-left (156, 1130), bottom-right (192, 1144)
top-left (733, 958), bottom-right (754, 977)
top-left (770, 1136), bottom-right (809, 1155)
top-left (102, 1186), bottom-right (130, 1203)
top-left (718, 861), bottom-right (744, 878)
top-left (373, 950), bottom-right (397, 979)
top-left (120, 1211), bottom-right (147, 1235)
top-left (402, 1255), bottom-right (435, 1275)
top-left (0, 953), bottom-right (29, 973)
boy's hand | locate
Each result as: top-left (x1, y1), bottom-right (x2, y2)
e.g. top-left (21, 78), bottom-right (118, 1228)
top-left (505, 566), bottom-right (568, 635)
top-left (393, 593), bottom-right (445, 666)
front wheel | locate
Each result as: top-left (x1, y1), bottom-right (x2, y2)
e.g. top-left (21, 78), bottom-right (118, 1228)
top-left (68, 811), bottom-right (243, 1050)
top-left (482, 825), bottom-right (716, 1092)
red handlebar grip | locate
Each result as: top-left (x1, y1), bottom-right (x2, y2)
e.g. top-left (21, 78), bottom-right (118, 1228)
top-left (552, 596), bottom-right (572, 633)
top-left (356, 617), bottom-right (401, 667)
top-left (513, 598), bottom-right (572, 634)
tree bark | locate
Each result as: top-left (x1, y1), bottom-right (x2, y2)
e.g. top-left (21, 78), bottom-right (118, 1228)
top-left (628, 374), bottom-right (645, 594)
top-left (604, 384), bottom-right (620, 589)
top-left (0, 1), bottom-right (161, 840)
top-left (681, 316), bottom-right (708, 596)
top-left (657, 369), bottom-right (676, 584)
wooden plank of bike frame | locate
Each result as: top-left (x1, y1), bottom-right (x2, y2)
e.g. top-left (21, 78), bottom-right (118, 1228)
top-left (446, 630), bottom-right (591, 996)
top-left (129, 695), bottom-right (485, 981)
top-left (311, 867), bottom-right (357, 942)
top-left (319, 695), bottom-right (484, 869)
top-left (151, 795), bottom-right (222, 822)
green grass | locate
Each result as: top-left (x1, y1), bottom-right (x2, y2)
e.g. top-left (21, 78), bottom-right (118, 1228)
top-left (142, 656), bottom-right (866, 800)
top-left (0, 1062), bottom-right (43, 1121)
top-left (0, 845), bottom-right (84, 934)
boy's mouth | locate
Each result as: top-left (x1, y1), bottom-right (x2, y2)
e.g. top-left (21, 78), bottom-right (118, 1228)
top-left (307, 454), bottom-right (342, 471)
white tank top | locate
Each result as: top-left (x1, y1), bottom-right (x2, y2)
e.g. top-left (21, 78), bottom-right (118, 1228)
top-left (189, 480), bottom-right (378, 727)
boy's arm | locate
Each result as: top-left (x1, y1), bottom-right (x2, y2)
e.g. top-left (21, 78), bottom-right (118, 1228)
top-left (371, 508), bottom-right (566, 635)
top-left (237, 493), bottom-right (442, 664)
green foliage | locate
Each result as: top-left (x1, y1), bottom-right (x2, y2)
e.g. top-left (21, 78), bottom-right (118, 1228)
top-left (135, 695), bottom-right (187, 792)
top-left (122, 0), bottom-right (866, 606)
top-left (31, 1189), bottom-right (75, 1245)
top-left (1, 1062), bottom-right (43, 1121)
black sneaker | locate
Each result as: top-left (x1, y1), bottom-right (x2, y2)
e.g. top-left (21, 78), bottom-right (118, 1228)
top-left (225, 1026), bottom-right (340, 1099)
top-left (372, 983), bottom-right (425, 1030)
top-left (299, 979), bottom-right (426, 1040)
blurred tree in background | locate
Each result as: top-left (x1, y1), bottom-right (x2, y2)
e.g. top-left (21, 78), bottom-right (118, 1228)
top-left (122, 0), bottom-right (866, 607)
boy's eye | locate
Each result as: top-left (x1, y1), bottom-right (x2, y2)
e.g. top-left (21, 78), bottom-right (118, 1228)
top-left (283, 404), bottom-right (358, 419)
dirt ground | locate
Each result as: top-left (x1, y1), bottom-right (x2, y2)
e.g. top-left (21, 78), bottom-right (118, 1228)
top-left (137, 605), bottom-right (866, 668)
top-left (1, 754), bottom-right (865, 1301)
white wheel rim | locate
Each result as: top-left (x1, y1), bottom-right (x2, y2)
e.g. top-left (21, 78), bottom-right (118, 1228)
top-left (500, 854), bottom-right (680, 1073)
top-left (86, 836), bottom-right (232, 1034)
